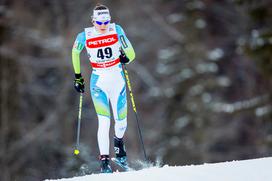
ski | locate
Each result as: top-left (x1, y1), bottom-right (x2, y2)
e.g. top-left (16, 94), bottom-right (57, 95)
top-left (111, 157), bottom-right (133, 171)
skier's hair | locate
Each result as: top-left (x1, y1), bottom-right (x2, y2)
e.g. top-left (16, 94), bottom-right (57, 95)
top-left (93, 4), bottom-right (109, 11)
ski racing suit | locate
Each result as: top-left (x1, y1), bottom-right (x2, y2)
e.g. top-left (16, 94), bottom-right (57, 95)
top-left (72, 23), bottom-right (135, 155)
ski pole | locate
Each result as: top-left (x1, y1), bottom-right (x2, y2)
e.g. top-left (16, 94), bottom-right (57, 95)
top-left (122, 64), bottom-right (148, 161)
top-left (74, 92), bottom-right (83, 155)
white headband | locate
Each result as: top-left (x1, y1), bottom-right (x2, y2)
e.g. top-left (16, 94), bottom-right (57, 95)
top-left (92, 9), bottom-right (111, 21)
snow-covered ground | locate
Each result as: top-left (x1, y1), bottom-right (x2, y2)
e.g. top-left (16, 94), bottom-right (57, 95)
top-left (46, 157), bottom-right (272, 181)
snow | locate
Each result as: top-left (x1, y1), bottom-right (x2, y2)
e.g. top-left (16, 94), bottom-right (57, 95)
top-left (207, 48), bottom-right (224, 61)
top-left (45, 157), bottom-right (272, 181)
top-left (255, 105), bottom-right (272, 117)
top-left (167, 13), bottom-right (184, 24)
top-left (211, 94), bottom-right (269, 113)
top-left (195, 19), bottom-right (206, 29)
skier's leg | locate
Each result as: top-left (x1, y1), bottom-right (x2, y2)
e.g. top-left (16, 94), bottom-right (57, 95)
top-left (110, 78), bottom-right (127, 139)
top-left (112, 85), bottom-right (127, 157)
top-left (109, 72), bottom-right (128, 165)
top-left (97, 115), bottom-right (111, 155)
top-left (91, 73), bottom-right (113, 173)
top-left (111, 135), bottom-right (130, 171)
top-left (90, 73), bottom-right (111, 156)
top-left (99, 155), bottom-right (112, 173)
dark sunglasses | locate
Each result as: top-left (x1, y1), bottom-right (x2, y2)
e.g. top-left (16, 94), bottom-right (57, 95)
top-left (95, 21), bottom-right (110, 25)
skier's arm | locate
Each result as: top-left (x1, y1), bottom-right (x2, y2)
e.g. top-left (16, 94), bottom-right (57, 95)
top-left (72, 32), bottom-right (86, 74)
top-left (116, 24), bottom-right (136, 63)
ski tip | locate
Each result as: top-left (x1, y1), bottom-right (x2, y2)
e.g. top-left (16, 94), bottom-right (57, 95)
top-left (111, 157), bottom-right (133, 172)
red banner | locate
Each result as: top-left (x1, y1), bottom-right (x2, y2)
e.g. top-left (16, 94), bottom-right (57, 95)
top-left (86, 34), bottom-right (118, 48)
top-left (91, 58), bottom-right (120, 68)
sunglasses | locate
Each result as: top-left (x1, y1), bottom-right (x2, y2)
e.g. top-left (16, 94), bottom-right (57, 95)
top-left (95, 21), bottom-right (110, 25)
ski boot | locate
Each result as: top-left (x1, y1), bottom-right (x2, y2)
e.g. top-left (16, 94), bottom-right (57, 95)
top-left (111, 136), bottom-right (131, 171)
top-left (99, 155), bottom-right (113, 173)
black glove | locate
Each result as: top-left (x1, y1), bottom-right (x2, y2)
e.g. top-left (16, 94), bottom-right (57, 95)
top-left (74, 73), bottom-right (85, 93)
top-left (119, 51), bottom-right (130, 64)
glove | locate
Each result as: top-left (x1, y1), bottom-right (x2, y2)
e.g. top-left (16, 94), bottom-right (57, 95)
top-left (74, 73), bottom-right (85, 93)
top-left (119, 51), bottom-right (130, 64)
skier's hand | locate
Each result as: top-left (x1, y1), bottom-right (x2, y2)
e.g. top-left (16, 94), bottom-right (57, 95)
top-left (119, 51), bottom-right (129, 64)
top-left (74, 73), bottom-right (85, 93)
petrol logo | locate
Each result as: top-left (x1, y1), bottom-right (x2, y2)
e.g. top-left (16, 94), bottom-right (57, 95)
top-left (86, 34), bottom-right (118, 48)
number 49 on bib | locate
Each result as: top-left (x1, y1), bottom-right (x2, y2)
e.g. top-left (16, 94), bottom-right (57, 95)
top-left (97, 47), bottom-right (112, 59)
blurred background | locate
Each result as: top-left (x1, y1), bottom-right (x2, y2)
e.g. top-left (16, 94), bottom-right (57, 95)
top-left (0, 0), bottom-right (272, 180)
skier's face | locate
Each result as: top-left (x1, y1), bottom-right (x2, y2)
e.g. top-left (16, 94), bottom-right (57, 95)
top-left (93, 20), bottom-right (110, 34)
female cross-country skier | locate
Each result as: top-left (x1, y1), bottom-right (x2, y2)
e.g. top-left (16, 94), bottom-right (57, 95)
top-left (71, 4), bottom-right (135, 173)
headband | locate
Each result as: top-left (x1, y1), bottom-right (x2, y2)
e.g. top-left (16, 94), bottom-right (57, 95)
top-left (92, 9), bottom-right (111, 21)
